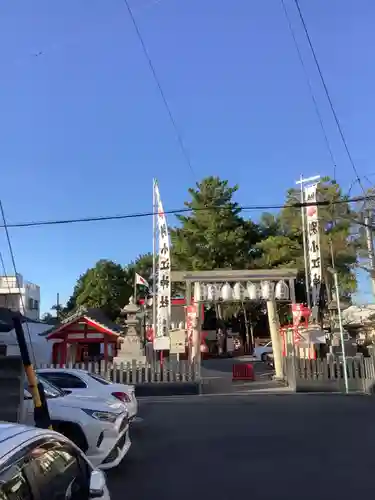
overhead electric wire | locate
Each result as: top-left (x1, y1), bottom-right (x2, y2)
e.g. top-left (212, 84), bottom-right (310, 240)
top-left (280, 0), bottom-right (337, 180)
top-left (0, 200), bottom-right (37, 365)
top-left (0, 250), bottom-right (13, 308)
top-left (122, 0), bottom-right (196, 178)
top-left (294, 0), bottom-right (366, 194)
top-left (0, 194), bottom-right (374, 229)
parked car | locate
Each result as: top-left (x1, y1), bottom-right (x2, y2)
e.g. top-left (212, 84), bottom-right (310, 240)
top-left (253, 341), bottom-right (273, 361)
top-left (37, 368), bottom-right (138, 421)
top-left (0, 422), bottom-right (111, 499)
top-left (22, 376), bottom-right (131, 470)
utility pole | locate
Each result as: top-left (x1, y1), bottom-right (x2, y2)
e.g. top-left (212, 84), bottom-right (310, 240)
top-left (327, 267), bottom-right (349, 394)
top-left (364, 209), bottom-right (375, 297)
top-left (295, 174), bottom-right (320, 308)
top-left (56, 292), bottom-right (60, 321)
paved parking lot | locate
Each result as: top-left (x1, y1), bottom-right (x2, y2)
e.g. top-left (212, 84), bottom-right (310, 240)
top-left (108, 394), bottom-right (375, 500)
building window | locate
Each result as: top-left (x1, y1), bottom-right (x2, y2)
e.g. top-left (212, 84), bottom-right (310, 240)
top-left (27, 298), bottom-right (39, 311)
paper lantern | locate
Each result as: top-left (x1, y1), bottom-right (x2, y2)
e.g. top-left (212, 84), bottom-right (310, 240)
top-left (194, 282), bottom-right (207, 302)
top-left (275, 280), bottom-right (289, 300)
top-left (233, 282), bottom-right (245, 301)
top-left (261, 281), bottom-right (274, 300)
top-left (207, 284), bottom-right (219, 301)
top-left (246, 281), bottom-right (258, 300)
top-left (221, 283), bottom-right (232, 301)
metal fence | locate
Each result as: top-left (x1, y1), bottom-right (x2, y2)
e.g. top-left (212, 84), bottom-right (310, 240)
top-left (284, 354), bottom-right (375, 393)
top-left (37, 359), bottom-right (200, 385)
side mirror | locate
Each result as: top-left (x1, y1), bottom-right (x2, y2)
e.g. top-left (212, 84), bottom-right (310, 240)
top-left (89, 470), bottom-right (106, 498)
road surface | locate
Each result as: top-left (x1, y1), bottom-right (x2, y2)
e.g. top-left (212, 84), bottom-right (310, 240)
top-left (108, 394), bottom-right (375, 499)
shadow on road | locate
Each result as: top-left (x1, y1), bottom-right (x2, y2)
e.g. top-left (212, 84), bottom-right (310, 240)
top-left (108, 394), bottom-right (375, 500)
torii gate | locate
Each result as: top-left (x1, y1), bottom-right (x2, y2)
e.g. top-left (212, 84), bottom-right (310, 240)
top-left (171, 268), bottom-right (298, 379)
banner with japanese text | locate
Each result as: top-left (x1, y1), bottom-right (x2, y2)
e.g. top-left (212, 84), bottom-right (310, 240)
top-left (154, 181), bottom-right (171, 339)
top-left (304, 184), bottom-right (322, 298)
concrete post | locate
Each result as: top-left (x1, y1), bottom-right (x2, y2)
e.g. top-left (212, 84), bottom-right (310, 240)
top-left (266, 299), bottom-right (284, 380)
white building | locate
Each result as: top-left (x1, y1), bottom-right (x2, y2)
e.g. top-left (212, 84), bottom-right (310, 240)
top-left (0, 274), bottom-right (40, 320)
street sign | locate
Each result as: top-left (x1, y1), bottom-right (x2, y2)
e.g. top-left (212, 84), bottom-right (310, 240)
top-left (169, 330), bottom-right (186, 354)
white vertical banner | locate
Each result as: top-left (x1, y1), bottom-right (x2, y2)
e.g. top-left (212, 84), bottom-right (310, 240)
top-left (304, 184), bottom-right (322, 293)
top-left (154, 181), bottom-right (171, 344)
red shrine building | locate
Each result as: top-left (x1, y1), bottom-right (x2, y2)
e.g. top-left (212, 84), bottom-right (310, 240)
top-left (42, 308), bottom-right (123, 365)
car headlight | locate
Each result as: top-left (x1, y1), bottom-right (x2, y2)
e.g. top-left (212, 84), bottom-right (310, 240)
top-left (82, 409), bottom-right (118, 423)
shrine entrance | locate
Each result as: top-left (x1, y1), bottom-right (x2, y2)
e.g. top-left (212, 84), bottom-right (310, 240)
top-left (171, 268), bottom-right (298, 381)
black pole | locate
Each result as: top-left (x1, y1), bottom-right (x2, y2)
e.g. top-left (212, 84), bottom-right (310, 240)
top-left (12, 314), bottom-right (52, 429)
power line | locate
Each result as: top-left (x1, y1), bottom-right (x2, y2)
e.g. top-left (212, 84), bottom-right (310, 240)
top-left (294, 0), bottom-right (366, 194)
top-left (0, 251), bottom-right (13, 308)
top-left (122, 0), bottom-right (196, 178)
top-left (280, 0), bottom-right (337, 179)
top-left (0, 194), bottom-right (373, 229)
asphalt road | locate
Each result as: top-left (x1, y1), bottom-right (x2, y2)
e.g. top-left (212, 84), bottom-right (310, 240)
top-left (107, 393), bottom-right (375, 500)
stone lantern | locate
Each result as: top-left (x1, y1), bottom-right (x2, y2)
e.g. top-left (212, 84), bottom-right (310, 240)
top-left (114, 297), bottom-right (145, 363)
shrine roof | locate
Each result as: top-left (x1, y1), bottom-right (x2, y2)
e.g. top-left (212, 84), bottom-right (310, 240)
top-left (40, 307), bottom-right (123, 339)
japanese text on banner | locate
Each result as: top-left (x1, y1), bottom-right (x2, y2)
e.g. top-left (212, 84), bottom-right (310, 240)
top-left (304, 184), bottom-right (322, 288)
top-left (154, 183), bottom-right (171, 338)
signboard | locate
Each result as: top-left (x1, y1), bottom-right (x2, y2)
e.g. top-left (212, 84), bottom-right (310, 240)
top-left (153, 336), bottom-right (171, 351)
top-left (169, 330), bottom-right (186, 354)
top-left (154, 180), bottom-right (171, 339)
top-left (304, 184), bottom-right (322, 302)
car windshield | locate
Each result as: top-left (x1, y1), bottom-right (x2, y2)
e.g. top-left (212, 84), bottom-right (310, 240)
top-left (88, 373), bottom-right (111, 386)
top-left (24, 376), bottom-right (65, 398)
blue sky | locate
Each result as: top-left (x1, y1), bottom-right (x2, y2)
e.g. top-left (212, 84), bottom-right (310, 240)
top-left (0, 0), bottom-right (374, 312)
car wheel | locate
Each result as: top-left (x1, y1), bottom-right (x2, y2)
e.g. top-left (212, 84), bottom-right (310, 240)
top-left (261, 353), bottom-right (268, 362)
top-left (53, 421), bottom-right (88, 452)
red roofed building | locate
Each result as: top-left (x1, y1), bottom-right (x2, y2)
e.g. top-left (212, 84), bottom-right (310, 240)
top-left (42, 308), bottom-right (122, 366)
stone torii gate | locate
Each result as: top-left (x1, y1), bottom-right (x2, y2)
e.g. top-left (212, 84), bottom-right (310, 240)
top-left (171, 268), bottom-right (298, 379)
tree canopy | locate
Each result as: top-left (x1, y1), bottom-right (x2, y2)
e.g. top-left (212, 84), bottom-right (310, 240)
top-left (254, 177), bottom-right (361, 301)
top-left (171, 177), bottom-right (261, 271)
top-left (59, 175), bottom-right (366, 319)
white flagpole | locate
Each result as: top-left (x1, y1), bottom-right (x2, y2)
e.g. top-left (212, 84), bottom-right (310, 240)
top-left (152, 179), bottom-right (157, 338)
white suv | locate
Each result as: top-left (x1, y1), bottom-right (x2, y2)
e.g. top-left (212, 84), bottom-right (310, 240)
top-left (37, 368), bottom-right (138, 421)
top-left (0, 422), bottom-right (110, 499)
top-left (22, 376), bottom-right (131, 470)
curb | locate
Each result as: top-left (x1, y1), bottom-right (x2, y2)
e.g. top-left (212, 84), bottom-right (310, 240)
top-left (138, 390), bottom-right (371, 403)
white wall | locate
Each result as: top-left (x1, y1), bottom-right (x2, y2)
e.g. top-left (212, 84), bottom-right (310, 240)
top-left (0, 322), bottom-right (54, 365)
top-left (0, 274), bottom-right (41, 320)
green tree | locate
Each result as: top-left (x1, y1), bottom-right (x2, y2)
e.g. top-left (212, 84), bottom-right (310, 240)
top-left (65, 259), bottom-right (130, 320)
top-left (171, 176), bottom-right (261, 271)
top-left (124, 253), bottom-right (154, 300)
top-left (255, 178), bottom-right (361, 301)
top-left (41, 312), bottom-right (59, 324)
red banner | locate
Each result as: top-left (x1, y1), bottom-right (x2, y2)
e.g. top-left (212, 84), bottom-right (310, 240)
top-left (186, 305), bottom-right (197, 345)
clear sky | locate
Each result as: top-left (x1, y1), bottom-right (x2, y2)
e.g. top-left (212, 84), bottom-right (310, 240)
top-left (0, 0), bottom-right (374, 312)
